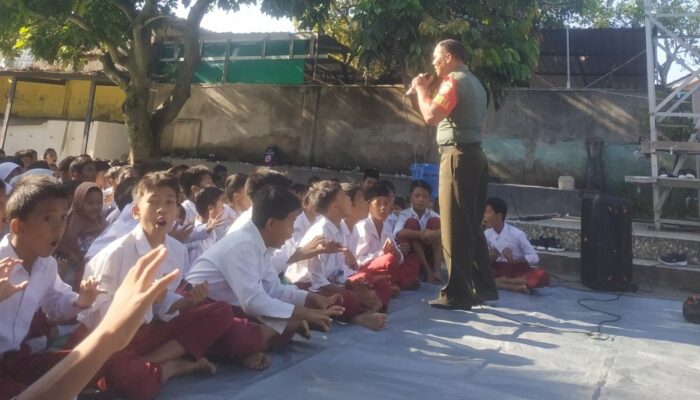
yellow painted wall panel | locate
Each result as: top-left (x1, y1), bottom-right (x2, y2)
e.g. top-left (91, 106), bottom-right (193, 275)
top-left (13, 80), bottom-right (67, 119)
top-left (0, 77), bottom-right (125, 122)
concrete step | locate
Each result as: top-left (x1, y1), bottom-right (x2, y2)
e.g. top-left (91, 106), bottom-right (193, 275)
top-left (538, 251), bottom-right (700, 299)
top-left (511, 218), bottom-right (700, 265)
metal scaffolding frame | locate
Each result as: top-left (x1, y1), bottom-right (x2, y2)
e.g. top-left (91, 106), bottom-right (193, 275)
top-left (626, 0), bottom-right (700, 230)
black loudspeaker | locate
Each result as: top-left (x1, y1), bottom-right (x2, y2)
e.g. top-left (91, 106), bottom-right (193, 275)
top-left (580, 193), bottom-right (635, 291)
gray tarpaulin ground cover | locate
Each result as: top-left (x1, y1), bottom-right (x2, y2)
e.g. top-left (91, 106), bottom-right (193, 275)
top-left (160, 283), bottom-right (700, 399)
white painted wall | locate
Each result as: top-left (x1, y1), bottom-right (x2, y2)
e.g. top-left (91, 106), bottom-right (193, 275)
top-left (4, 119), bottom-right (129, 160)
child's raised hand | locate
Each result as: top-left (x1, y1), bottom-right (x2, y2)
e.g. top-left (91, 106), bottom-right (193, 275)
top-left (170, 223), bottom-right (194, 242)
top-left (75, 277), bottom-right (106, 309)
top-left (206, 211), bottom-right (230, 232)
top-left (0, 257), bottom-right (27, 302)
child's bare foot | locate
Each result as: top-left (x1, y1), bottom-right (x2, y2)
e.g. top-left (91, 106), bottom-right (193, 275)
top-left (296, 320), bottom-right (311, 339)
top-left (193, 357), bottom-right (217, 375)
top-left (235, 352), bottom-right (270, 371)
top-left (352, 312), bottom-right (388, 331)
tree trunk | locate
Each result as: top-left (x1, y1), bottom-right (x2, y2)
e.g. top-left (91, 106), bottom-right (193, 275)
top-left (123, 85), bottom-right (158, 162)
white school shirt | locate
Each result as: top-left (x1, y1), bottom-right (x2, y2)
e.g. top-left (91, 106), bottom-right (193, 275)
top-left (393, 207), bottom-right (441, 238)
top-left (385, 212), bottom-right (398, 235)
top-left (222, 204), bottom-right (240, 223)
top-left (0, 236), bottom-right (81, 354)
top-left (79, 225), bottom-right (188, 330)
top-left (181, 199), bottom-right (197, 225)
top-left (344, 221), bottom-right (360, 259)
top-left (186, 219), bottom-right (216, 267)
top-left (355, 216), bottom-right (403, 267)
top-left (288, 217), bottom-right (354, 291)
top-left (283, 211), bottom-right (319, 278)
top-left (484, 223), bottom-right (539, 266)
top-left (226, 208), bottom-right (252, 235)
top-left (86, 203), bottom-right (138, 261)
top-left (186, 220), bottom-right (308, 334)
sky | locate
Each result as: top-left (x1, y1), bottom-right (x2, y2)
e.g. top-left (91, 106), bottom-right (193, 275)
top-left (175, 3), bottom-right (295, 33)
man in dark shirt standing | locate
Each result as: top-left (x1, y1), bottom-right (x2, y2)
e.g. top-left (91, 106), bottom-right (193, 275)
top-left (411, 39), bottom-right (498, 310)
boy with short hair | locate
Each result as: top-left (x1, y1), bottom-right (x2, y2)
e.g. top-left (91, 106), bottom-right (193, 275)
top-left (362, 168), bottom-right (380, 190)
top-left (186, 185), bottom-right (344, 365)
top-left (394, 180), bottom-right (443, 283)
top-left (378, 180), bottom-right (399, 233)
top-left (226, 167), bottom-right (292, 234)
top-left (178, 165), bottom-right (214, 225)
top-left (69, 156), bottom-right (97, 184)
top-left (212, 164), bottom-right (228, 188)
top-left (483, 197), bottom-right (550, 294)
top-left (355, 185), bottom-right (419, 292)
top-left (77, 172), bottom-right (234, 399)
top-left (0, 176), bottom-right (102, 400)
top-left (188, 186), bottom-right (226, 265)
top-left (290, 181), bottom-right (389, 331)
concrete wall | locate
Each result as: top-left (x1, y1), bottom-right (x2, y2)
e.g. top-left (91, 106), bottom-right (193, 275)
top-left (481, 89), bottom-right (650, 192)
top-left (155, 84), bottom-right (434, 173)
top-left (156, 84), bottom-right (650, 192)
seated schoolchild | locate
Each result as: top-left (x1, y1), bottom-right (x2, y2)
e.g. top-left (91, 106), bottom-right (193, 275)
top-left (392, 195), bottom-right (407, 216)
top-left (86, 177), bottom-right (140, 261)
top-left (0, 176), bottom-right (102, 400)
top-left (289, 181), bottom-right (389, 331)
top-left (75, 172), bottom-right (234, 399)
top-left (222, 173), bottom-right (250, 224)
top-left (483, 197), bottom-right (550, 294)
top-left (394, 180), bottom-right (443, 284)
top-left (172, 166), bottom-right (227, 245)
top-left (56, 182), bottom-right (108, 290)
top-left (186, 186), bottom-right (227, 266)
top-left (186, 185), bottom-right (344, 367)
top-left (378, 180), bottom-right (399, 233)
top-left (226, 167), bottom-right (292, 235)
top-left (355, 185), bottom-right (419, 292)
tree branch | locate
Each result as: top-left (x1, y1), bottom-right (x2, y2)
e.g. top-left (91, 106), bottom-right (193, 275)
top-left (110, 0), bottom-right (137, 22)
top-left (150, 0), bottom-right (213, 135)
top-left (144, 15), bottom-right (175, 27)
top-left (100, 53), bottom-right (129, 89)
top-left (66, 14), bottom-right (128, 65)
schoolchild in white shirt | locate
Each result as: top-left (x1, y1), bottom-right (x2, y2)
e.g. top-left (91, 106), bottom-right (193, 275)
top-left (74, 172), bottom-right (233, 399)
top-left (355, 185), bottom-right (419, 292)
top-left (291, 181), bottom-right (389, 331)
top-left (394, 180), bottom-right (443, 284)
top-left (187, 186), bottom-right (226, 266)
top-left (186, 185), bottom-right (344, 368)
top-left (222, 173), bottom-right (250, 225)
top-left (0, 176), bottom-right (101, 400)
top-left (483, 197), bottom-right (550, 295)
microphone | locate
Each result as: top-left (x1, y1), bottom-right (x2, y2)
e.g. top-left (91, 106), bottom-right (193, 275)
top-left (404, 73), bottom-right (431, 96)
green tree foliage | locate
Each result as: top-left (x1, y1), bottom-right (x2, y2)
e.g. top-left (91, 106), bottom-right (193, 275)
top-left (287, 0), bottom-right (543, 108)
